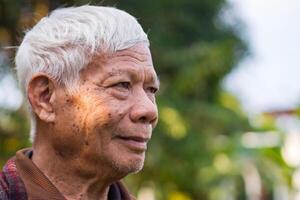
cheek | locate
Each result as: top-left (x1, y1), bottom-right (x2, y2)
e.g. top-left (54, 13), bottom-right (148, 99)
top-left (82, 100), bottom-right (113, 130)
top-left (74, 96), bottom-right (123, 145)
top-left (51, 119), bottom-right (85, 158)
top-left (85, 94), bottom-right (129, 124)
top-left (55, 91), bottom-right (130, 141)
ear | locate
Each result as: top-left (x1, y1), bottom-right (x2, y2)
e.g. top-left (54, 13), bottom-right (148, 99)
top-left (27, 73), bottom-right (56, 123)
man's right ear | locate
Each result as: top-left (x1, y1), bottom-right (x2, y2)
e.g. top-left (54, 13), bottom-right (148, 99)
top-left (27, 73), bottom-right (56, 123)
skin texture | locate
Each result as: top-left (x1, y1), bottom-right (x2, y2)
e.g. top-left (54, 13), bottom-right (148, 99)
top-left (28, 43), bottom-right (159, 200)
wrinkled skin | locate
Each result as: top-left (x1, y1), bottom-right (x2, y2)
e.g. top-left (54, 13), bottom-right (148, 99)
top-left (53, 43), bottom-right (158, 174)
top-left (30, 43), bottom-right (159, 199)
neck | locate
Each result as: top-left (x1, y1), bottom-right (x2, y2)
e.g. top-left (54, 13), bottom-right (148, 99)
top-left (32, 136), bottom-right (114, 200)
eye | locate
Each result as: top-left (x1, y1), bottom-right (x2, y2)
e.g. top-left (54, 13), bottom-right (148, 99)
top-left (148, 87), bottom-right (158, 94)
top-left (113, 82), bottom-right (131, 89)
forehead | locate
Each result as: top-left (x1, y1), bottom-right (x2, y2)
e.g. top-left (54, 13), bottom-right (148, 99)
top-left (81, 44), bottom-right (158, 83)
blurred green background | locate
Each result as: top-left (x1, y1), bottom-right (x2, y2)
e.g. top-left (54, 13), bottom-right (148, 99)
top-left (1, 0), bottom-right (299, 199)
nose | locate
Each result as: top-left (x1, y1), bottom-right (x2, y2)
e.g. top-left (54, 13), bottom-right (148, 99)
top-left (130, 91), bottom-right (158, 126)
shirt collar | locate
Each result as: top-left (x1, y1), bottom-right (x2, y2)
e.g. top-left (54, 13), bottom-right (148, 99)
top-left (14, 148), bottom-right (135, 200)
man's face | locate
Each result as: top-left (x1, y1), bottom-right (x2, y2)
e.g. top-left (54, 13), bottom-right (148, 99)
top-left (51, 43), bottom-right (159, 176)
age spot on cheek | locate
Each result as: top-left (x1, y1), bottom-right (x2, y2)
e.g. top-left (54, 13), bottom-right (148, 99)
top-left (116, 109), bottom-right (125, 117)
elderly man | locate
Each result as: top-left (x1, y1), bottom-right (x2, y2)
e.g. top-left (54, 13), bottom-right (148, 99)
top-left (0, 5), bottom-right (159, 200)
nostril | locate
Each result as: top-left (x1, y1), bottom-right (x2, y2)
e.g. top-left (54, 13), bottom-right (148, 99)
top-left (137, 113), bottom-right (157, 124)
top-left (139, 116), bottom-right (147, 123)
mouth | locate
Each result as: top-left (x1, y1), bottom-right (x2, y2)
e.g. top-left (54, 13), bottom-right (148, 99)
top-left (115, 135), bottom-right (150, 151)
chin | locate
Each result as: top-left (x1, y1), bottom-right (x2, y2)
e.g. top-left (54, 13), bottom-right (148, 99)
top-left (129, 152), bottom-right (146, 171)
top-left (111, 153), bottom-right (145, 176)
top-left (129, 159), bottom-right (145, 173)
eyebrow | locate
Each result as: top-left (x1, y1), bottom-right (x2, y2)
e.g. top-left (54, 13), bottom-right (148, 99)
top-left (107, 67), bottom-right (160, 87)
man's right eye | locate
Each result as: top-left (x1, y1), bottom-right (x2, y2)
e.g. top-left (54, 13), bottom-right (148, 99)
top-left (113, 82), bottom-right (131, 89)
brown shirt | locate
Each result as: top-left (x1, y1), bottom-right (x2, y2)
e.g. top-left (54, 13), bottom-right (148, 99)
top-left (14, 148), bottom-right (135, 200)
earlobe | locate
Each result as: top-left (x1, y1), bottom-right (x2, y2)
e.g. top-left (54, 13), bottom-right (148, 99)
top-left (27, 74), bottom-right (56, 123)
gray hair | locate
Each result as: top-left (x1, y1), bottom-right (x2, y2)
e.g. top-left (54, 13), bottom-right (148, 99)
top-left (15, 5), bottom-right (149, 141)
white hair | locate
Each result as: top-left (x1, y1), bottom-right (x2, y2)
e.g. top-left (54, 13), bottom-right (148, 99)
top-left (15, 5), bottom-right (149, 142)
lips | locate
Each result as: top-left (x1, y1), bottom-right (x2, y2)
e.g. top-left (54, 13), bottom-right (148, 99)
top-left (115, 135), bottom-right (150, 151)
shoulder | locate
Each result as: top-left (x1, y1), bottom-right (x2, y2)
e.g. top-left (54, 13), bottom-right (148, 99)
top-left (1, 156), bottom-right (27, 200)
top-left (0, 170), bottom-right (9, 200)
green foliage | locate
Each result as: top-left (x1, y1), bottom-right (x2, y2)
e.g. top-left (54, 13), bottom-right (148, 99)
top-left (0, 107), bottom-right (30, 166)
